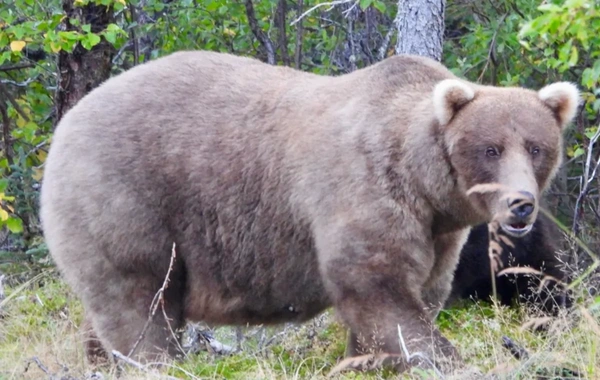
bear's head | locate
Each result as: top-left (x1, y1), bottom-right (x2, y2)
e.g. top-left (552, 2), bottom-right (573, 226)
top-left (433, 79), bottom-right (580, 237)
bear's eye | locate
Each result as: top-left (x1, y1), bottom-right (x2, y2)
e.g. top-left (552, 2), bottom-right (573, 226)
top-left (530, 146), bottom-right (540, 156)
top-left (485, 146), bottom-right (499, 157)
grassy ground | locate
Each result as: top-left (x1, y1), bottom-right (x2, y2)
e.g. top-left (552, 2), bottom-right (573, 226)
top-left (0, 270), bottom-right (598, 380)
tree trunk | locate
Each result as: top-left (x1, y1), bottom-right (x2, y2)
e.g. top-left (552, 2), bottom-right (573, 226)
top-left (54, 0), bottom-right (116, 125)
top-left (394, 0), bottom-right (446, 62)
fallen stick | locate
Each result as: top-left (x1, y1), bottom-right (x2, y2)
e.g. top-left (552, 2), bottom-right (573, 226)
top-left (112, 350), bottom-right (181, 380)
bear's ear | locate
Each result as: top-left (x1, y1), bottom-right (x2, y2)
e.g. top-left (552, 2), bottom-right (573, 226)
top-left (433, 79), bottom-right (476, 126)
top-left (538, 82), bottom-right (581, 129)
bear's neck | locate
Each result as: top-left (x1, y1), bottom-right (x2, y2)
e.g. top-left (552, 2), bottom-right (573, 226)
top-left (399, 109), bottom-right (486, 232)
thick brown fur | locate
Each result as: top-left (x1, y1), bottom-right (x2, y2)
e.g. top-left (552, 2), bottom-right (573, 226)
top-left (40, 51), bottom-right (579, 373)
top-left (446, 213), bottom-right (572, 315)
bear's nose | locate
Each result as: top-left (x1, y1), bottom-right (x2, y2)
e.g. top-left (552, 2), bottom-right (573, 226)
top-left (508, 191), bottom-right (535, 219)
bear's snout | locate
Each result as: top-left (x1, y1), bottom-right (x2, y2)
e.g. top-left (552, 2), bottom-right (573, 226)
top-left (497, 190), bottom-right (538, 238)
top-left (508, 191), bottom-right (535, 219)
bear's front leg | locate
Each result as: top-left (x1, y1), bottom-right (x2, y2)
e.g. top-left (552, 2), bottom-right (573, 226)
top-left (421, 229), bottom-right (471, 321)
top-left (315, 218), bottom-right (462, 374)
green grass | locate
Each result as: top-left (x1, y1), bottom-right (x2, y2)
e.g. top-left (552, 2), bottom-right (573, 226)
top-left (0, 273), bottom-right (598, 380)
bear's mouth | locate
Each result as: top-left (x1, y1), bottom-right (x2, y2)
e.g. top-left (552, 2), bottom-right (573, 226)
top-left (500, 222), bottom-right (533, 237)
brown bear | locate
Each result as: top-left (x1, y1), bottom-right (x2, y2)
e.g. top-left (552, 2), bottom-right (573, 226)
top-left (447, 213), bottom-right (571, 315)
top-left (39, 50), bottom-right (580, 374)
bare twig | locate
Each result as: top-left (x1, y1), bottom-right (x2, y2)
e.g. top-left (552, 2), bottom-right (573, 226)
top-left (0, 100), bottom-right (12, 166)
top-left (112, 41), bottom-right (133, 65)
top-left (129, 3), bottom-right (140, 66)
top-left (396, 324), bottom-right (444, 378)
top-left (341, 0), bottom-right (359, 17)
top-left (276, 0), bottom-right (290, 66)
top-left (477, 13), bottom-right (508, 84)
top-left (199, 330), bottom-right (235, 354)
top-left (0, 63), bottom-right (35, 71)
top-left (294, 0), bottom-right (304, 69)
top-left (572, 126), bottom-right (600, 235)
top-left (377, 27), bottom-right (395, 61)
top-left (1, 76), bottom-right (38, 87)
top-left (30, 357), bottom-right (50, 375)
top-left (112, 350), bottom-right (182, 379)
top-left (539, 208), bottom-right (599, 289)
top-left (346, 5), bottom-right (357, 71)
top-left (290, 0), bottom-right (356, 26)
top-left (0, 81), bottom-right (30, 122)
top-left (25, 140), bottom-right (48, 159)
top-left (0, 274), bottom-right (5, 302)
top-left (501, 336), bottom-right (529, 360)
top-left (244, 0), bottom-right (276, 65)
top-left (127, 243), bottom-right (179, 358)
top-left (113, 350), bottom-right (148, 370)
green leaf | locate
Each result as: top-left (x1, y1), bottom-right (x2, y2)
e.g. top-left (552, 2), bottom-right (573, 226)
top-left (104, 31), bottom-right (116, 45)
top-left (537, 3), bottom-right (562, 12)
top-left (22, 122), bottom-right (38, 142)
top-left (81, 33), bottom-right (101, 50)
top-left (373, 1), bottom-right (386, 14)
top-left (6, 217), bottom-right (23, 234)
top-left (568, 45), bottom-right (579, 67)
top-left (106, 23), bottom-right (121, 32)
top-left (61, 31), bottom-right (81, 40)
top-left (582, 68), bottom-right (594, 88)
top-left (585, 127), bottom-right (598, 140)
top-left (518, 40), bottom-right (531, 51)
top-left (359, 0), bottom-right (373, 10)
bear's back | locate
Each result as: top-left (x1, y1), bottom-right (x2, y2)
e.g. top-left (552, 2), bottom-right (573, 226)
top-left (40, 51), bottom-right (458, 323)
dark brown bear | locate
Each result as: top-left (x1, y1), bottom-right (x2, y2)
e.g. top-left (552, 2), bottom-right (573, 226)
top-left (446, 214), bottom-right (571, 314)
top-left (40, 50), bottom-right (580, 374)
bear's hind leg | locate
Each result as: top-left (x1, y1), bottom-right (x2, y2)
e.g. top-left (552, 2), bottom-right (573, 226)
top-left (81, 313), bottom-right (109, 366)
top-left (81, 266), bottom-right (187, 364)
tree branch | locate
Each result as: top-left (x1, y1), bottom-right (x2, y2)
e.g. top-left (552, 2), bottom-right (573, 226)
top-left (0, 81), bottom-right (30, 122)
top-left (276, 0), bottom-right (290, 66)
top-left (294, 0), bottom-right (304, 69)
top-left (129, 2), bottom-right (140, 66)
top-left (0, 63), bottom-right (35, 72)
top-left (572, 127), bottom-right (600, 235)
top-left (477, 13), bottom-right (507, 84)
top-left (0, 101), bottom-right (12, 166)
top-left (378, 27), bottom-right (395, 61)
top-left (290, 0), bottom-right (355, 26)
top-left (244, 0), bottom-right (276, 65)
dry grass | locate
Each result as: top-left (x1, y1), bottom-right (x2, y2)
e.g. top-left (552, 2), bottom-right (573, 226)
top-left (0, 268), bottom-right (598, 380)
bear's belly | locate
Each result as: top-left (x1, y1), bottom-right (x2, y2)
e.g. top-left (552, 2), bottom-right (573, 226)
top-left (175, 179), bottom-right (331, 326)
top-left (182, 256), bottom-right (332, 326)
top-left (180, 221), bottom-right (332, 326)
